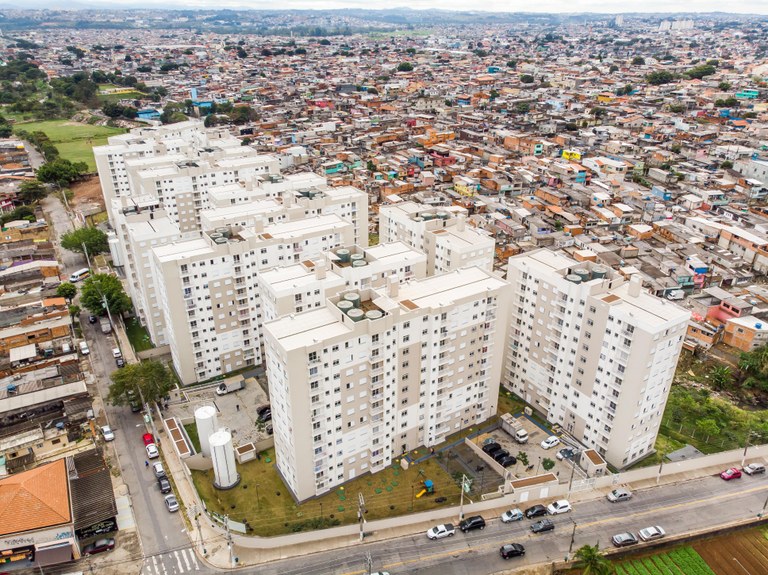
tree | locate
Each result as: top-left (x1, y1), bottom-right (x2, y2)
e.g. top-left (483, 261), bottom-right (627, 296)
top-left (609, 64), bottom-right (619, 73)
top-left (108, 360), bottom-right (174, 407)
top-left (80, 274), bottom-right (132, 316)
top-left (397, 62), bottom-right (414, 72)
top-left (646, 70), bottom-right (674, 86)
top-left (366, 160), bottom-right (376, 173)
top-left (36, 159), bottom-right (88, 186)
top-left (56, 282), bottom-right (77, 302)
top-left (61, 226), bottom-right (109, 256)
top-left (542, 457), bottom-right (555, 472)
top-left (516, 451), bottom-right (529, 467)
top-left (506, 59), bottom-right (518, 69)
top-left (237, 47), bottom-right (248, 59)
top-left (718, 81), bottom-right (732, 91)
top-left (685, 64), bottom-right (716, 79)
top-left (721, 160), bottom-right (733, 169)
top-left (631, 56), bottom-right (645, 66)
top-left (68, 304), bottom-right (81, 319)
top-left (574, 544), bottom-right (614, 575)
top-left (17, 180), bottom-right (47, 203)
top-left (520, 74), bottom-right (535, 84)
top-left (696, 418), bottom-right (720, 439)
top-left (515, 102), bottom-right (530, 113)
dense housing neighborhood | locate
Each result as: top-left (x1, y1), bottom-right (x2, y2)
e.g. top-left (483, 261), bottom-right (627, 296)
top-left (1, 8), bottom-right (768, 575)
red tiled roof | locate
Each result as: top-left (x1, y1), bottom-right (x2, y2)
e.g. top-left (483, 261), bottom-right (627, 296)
top-left (0, 459), bottom-right (71, 535)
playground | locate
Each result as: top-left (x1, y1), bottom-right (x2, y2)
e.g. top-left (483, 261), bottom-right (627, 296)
top-left (191, 448), bottom-right (462, 536)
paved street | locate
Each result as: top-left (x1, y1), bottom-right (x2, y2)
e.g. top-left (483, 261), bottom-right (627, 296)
top-left (247, 472), bottom-right (768, 575)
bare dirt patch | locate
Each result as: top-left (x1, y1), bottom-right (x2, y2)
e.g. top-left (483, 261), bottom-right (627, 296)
top-left (70, 175), bottom-right (104, 210)
top-left (693, 528), bottom-right (768, 574)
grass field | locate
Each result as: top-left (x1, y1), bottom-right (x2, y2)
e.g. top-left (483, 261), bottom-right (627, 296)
top-left (616, 546), bottom-right (715, 575)
top-left (124, 317), bottom-right (153, 352)
top-left (192, 448), bottom-right (462, 536)
top-left (12, 119), bottom-right (126, 171)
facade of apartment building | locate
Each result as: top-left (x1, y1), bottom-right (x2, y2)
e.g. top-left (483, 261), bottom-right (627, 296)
top-left (378, 201), bottom-right (495, 275)
top-left (504, 249), bottom-right (690, 468)
top-left (263, 266), bottom-right (509, 501)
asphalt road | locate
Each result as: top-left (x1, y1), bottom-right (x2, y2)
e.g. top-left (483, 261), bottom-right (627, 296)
top-left (248, 472), bottom-right (768, 575)
top-left (43, 195), bottom-right (197, 575)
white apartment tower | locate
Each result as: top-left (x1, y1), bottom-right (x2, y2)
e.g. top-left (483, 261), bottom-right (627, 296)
top-left (263, 266), bottom-right (509, 501)
top-left (378, 201), bottom-right (495, 275)
top-left (504, 249), bottom-right (690, 468)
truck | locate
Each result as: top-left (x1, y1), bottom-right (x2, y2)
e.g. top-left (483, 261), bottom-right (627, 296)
top-left (100, 317), bottom-right (112, 334)
top-left (216, 378), bottom-right (244, 396)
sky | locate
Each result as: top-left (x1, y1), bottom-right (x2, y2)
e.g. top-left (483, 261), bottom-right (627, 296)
top-left (70, 0), bottom-right (768, 14)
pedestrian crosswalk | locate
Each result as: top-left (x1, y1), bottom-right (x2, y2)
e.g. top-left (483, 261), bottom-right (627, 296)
top-left (141, 548), bottom-right (202, 575)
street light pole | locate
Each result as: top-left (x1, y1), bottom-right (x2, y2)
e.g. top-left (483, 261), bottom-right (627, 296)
top-left (568, 519), bottom-right (577, 560)
top-left (81, 241), bottom-right (92, 270)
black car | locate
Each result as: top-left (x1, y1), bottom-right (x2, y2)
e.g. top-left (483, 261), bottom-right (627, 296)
top-left (530, 519), bottom-right (555, 533)
top-left (116, 357), bottom-right (126, 368)
top-left (158, 476), bottom-right (171, 494)
top-left (482, 442), bottom-right (501, 454)
top-left (257, 405), bottom-right (272, 422)
top-left (493, 449), bottom-right (510, 463)
top-left (88, 315), bottom-right (98, 324)
top-left (459, 515), bottom-right (486, 532)
top-left (499, 455), bottom-right (517, 467)
top-left (524, 504), bottom-right (547, 519)
top-left (500, 543), bottom-right (526, 559)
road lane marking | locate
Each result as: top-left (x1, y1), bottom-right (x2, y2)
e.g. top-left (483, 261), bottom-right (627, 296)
top-left (339, 483), bottom-right (768, 575)
top-left (173, 551), bottom-right (184, 572)
top-left (190, 550), bottom-right (200, 570)
top-left (181, 549), bottom-right (192, 571)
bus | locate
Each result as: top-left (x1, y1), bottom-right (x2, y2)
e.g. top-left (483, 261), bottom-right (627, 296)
top-left (69, 268), bottom-right (91, 282)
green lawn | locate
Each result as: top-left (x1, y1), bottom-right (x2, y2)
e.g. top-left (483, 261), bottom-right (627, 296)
top-left (192, 448), bottom-right (462, 536)
top-left (183, 423), bottom-right (201, 453)
top-left (12, 119), bottom-right (126, 171)
top-left (498, 387), bottom-right (526, 416)
top-left (98, 91), bottom-right (145, 104)
top-left (124, 317), bottom-right (154, 352)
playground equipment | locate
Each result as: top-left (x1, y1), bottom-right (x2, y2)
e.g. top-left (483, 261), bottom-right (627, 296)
top-left (416, 479), bottom-right (435, 498)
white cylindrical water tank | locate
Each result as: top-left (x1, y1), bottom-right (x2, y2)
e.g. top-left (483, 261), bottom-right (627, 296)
top-left (194, 405), bottom-right (218, 457)
top-left (210, 429), bottom-right (240, 490)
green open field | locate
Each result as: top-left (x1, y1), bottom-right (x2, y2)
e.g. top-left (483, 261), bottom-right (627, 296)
top-left (12, 119), bottom-right (126, 171)
top-left (192, 448), bottom-right (461, 536)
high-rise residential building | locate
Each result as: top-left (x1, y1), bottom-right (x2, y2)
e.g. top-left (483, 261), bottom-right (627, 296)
top-left (263, 266), bottom-right (509, 501)
top-left (504, 249), bottom-right (690, 468)
top-left (378, 201), bottom-right (495, 275)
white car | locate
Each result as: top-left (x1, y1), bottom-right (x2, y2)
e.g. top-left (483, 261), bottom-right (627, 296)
top-left (79, 341), bottom-right (90, 355)
top-left (500, 508), bottom-right (524, 523)
top-left (547, 500), bottom-right (572, 515)
top-left (638, 526), bottom-right (666, 541)
top-left (100, 425), bottom-right (115, 442)
top-left (540, 435), bottom-right (560, 449)
top-left (112, 347), bottom-right (122, 358)
top-left (607, 488), bottom-right (633, 502)
top-left (146, 443), bottom-right (159, 459)
top-left (426, 523), bottom-right (455, 540)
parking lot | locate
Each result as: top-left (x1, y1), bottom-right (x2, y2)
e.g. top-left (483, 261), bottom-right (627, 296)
top-left (168, 376), bottom-right (272, 447)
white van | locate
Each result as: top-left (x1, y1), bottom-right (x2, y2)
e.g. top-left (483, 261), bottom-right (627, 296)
top-left (514, 429), bottom-right (529, 444)
top-left (79, 341), bottom-right (90, 355)
top-left (69, 268), bottom-right (90, 282)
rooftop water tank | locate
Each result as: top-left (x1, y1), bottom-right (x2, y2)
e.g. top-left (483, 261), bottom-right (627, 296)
top-left (347, 309), bottom-right (365, 322)
top-left (337, 300), bottom-right (354, 313)
top-left (350, 253), bottom-right (365, 262)
top-left (210, 232), bottom-right (223, 240)
top-left (214, 237), bottom-right (227, 244)
top-left (344, 293), bottom-right (361, 308)
top-left (365, 310), bottom-right (383, 320)
top-left (436, 211), bottom-right (450, 220)
top-left (210, 429), bottom-right (240, 490)
top-left (352, 260), bottom-right (367, 267)
top-left (195, 405), bottom-right (218, 457)
top-left (566, 274), bottom-right (582, 284)
top-left (336, 249), bottom-right (351, 263)
top-left (592, 265), bottom-right (608, 279)
top-left (573, 267), bottom-right (591, 283)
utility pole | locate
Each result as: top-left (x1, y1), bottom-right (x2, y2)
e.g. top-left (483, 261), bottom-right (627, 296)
top-left (193, 505), bottom-right (206, 556)
top-left (358, 492), bottom-right (367, 541)
top-left (567, 461), bottom-right (577, 498)
top-left (656, 452), bottom-right (665, 485)
top-left (225, 514), bottom-right (236, 566)
top-left (458, 474), bottom-right (472, 522)
top-left (742, 431), bottom-right (757, 467)
top-left (568, 519), bottom-right (577, 559)
top-left (82, 241), bottom-right (92, 270)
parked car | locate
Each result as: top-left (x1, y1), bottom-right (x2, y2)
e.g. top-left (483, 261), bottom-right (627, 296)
top-left (540, 435), bottom-right (560, 449)
top-left (482, 442), bottom-right (502, 455)
top-left (492, 449), bottom-right (510, 463)
top-left (500, 508), bottom-right (524, 523)
top-left (459, 516), bottom-right (486, 532)
top-left (743, 462), bottom-right (766, 475)
top-left (720, 467), bottom-right (742, 480)
top-left (146, 444), bottom-right (159, 459)
top-left (547, 500), bottom-right (572, 515)
top-left (607, 488), bottom-right (633, 503)
top-left (638, 526), bottom-right (666, 542)
top-left (157, 476), bottom-right (172, 494)
top-left (499, 543), bottom-right (526, 559)
top-left (556, 447), bottom-right (577, 460)
top-left (82, 538), bottom-right (115, 555)
top-left (88, 315), bottom-right (98, 324)
top-left (116, 357), bottom-right (126, 368)
top-left (514, 429), bottom-right (529, 444)
top-left (530, 519), bottom-right (555, 533)
top-left (499, 455), bottom-right (517, 468)
top-left (100, 426), bottom-right (115, 442)
top-left (79, 341), bottom-right (90, 355)
top-left (152, 462), bottom-right (166, 478)
top-left (112, 348), bottom-right (122, 359)
top-left (164, 494), bottom-right (179, 512)
top-left (257, 405), bottom-right (272, 422)
top-left (426, 524), bottom-right (455, 540)
top-left (142, 433), bottom-right (155, 446)
top-left (612, 532), bottom-right (639, 547)
top-left (524, 504), bottom-right (548, 519)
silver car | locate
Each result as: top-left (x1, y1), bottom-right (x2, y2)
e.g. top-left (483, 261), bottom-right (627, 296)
top-left (607, 488), bottom-right (633, 502)
top-left (638, 526), bottom-right (666, 541)
top-left (164, 494), bottom-right (179, 513)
